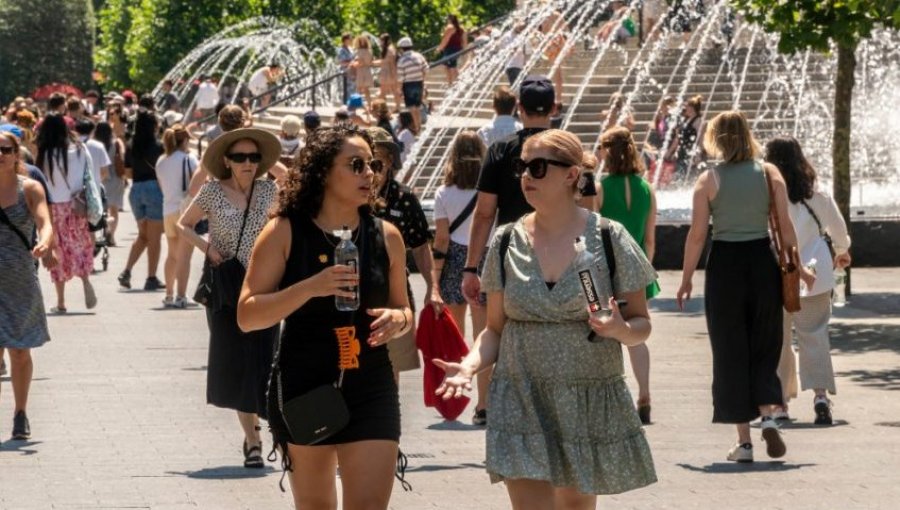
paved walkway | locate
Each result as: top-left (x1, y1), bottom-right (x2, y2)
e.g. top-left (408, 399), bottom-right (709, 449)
top-left (1, 211), bottom-right (898, 509)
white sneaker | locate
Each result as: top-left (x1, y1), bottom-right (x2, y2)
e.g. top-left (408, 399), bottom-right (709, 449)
top-left (727, 442), bottom-right (753, 463)
top-left (162, 296), bottom-right (175, 308)
top-left (761, 418), bottom-right (787, 458)
top-left (173, 296), bottom-right (189, 309)
top-left (773, 409), bottom-right (791, 421)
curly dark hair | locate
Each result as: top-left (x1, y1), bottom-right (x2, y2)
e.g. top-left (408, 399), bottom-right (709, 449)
top-left (764, 135), bottom-right (816, 204)
top-left (276, 125), bottom-right (374, 218)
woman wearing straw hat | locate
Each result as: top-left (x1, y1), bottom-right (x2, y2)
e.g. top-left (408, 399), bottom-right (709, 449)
top-left (178, 128), bottom-right (281, 469)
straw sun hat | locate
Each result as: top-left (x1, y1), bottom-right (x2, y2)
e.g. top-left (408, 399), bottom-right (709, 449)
top-left (201, 127), bottom-right (281, 180)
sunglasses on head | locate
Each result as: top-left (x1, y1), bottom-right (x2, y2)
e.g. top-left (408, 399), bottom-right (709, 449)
top-left (349, 157), bottom-right (384, 175)
top-left (226, 152), bottom-right (263, 164)
top-left (0, 146), bottom-right (15, 155)
top-left (513, 157), bottom-right (574, 179)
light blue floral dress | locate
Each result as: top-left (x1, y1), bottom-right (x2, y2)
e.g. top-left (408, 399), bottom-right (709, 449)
top-left (480, 212), bottom-right (657, 494)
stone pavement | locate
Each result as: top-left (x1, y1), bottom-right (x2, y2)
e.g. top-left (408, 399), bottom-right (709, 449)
top-left (1, 210), bottom-right (898, 510)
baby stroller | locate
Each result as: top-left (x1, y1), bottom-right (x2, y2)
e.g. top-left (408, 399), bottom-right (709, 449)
top-left (90, 188), bottom-right (110, 272)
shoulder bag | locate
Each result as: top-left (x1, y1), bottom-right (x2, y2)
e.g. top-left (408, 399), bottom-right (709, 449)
top-left (800, 198), bottom-right (836, 261)
top-left (447, 193), bottom-right (478, 235)
top-left (193, 180), bottom-right (255, 310)
top-left (763, 166), bottom-right (801, 312)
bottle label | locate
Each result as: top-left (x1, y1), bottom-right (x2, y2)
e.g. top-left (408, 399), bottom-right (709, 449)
top-left (577, 268), bottom-right (602, 313)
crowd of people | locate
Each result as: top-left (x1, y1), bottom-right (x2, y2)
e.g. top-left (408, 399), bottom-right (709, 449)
top-left (0, 11), bottom-right (855, 510)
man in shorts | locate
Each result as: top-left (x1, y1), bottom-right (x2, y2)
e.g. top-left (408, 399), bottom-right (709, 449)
top-left (396, 37), bottom-right (429, 132)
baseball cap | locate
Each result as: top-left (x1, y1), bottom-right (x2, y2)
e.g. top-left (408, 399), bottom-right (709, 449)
top-left (303, 110), bottom-right (321, 130)
top-left (0, 123), bottom-right (23, 139)
top-left (519, 75), bottom-right (555, 115)
top-left (397, 37), bottom-right (414, 49)
top-left (347, 93), bottom-right (365, 109)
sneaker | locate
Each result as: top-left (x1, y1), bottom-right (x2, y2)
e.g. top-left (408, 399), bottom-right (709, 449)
top-left (162, 296), bottom-right (175, 308)
top-left (814, 397), bottom-right (833, 425)
top-left (173, 296), bottom-right (189, 309)
top-left (12, 410), bottom-right (30, 440)
top-left (472, 409), bottom-right (487, 426)
top-left (726, 442), bottom-right (753, 463)
top-left (118, 269), bottom-right (132, 289)
top-left (144, 276), bottom-right (163, 291)
top-left (773, 409), bottom-right (791, 422)
top-left (760, 417), bottom-right (786, 458)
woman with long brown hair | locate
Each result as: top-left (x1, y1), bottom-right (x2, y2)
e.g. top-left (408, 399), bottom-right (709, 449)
top-left (436, 14), bottom-right (467, 84)
top-left (598, 126), bottom-right (660, 424)
top-left (375, 33), bottom-right (401, 111)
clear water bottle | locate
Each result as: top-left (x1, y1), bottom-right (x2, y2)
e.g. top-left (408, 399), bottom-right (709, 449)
top-left (573, 237), bottom-right (606, 320)
top-left (833, 268), bottom-right (846, 307)
top-left (334, 225), bottom-right (360, 311)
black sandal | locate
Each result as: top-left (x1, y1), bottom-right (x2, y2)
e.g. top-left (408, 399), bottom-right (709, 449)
top-left (243, 440), bottom-right (264, 469)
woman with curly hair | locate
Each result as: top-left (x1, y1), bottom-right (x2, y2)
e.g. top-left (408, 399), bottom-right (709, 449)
top-left (237, 125), bottom-right (412, 509)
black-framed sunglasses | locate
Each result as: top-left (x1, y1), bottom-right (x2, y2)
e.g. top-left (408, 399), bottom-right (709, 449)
top-left (349, 157), bottom-right (384, 175)
top-left (226, 152), bottom-right (263, 164)
top-left (0, 146), bottom-right (16, 155)
top-left (513, 157), bottom-right (574, 179)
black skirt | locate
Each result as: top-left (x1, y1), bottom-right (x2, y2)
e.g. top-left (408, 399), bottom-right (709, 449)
top-left (206, 305), bottom-right (278, 418)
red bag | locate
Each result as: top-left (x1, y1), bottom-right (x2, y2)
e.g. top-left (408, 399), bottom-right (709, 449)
top-left (415, 306), bottom-right (470, 421)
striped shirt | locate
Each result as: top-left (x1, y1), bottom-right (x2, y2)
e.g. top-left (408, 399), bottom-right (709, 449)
top-left (397, 51), bottom-right (428, 83)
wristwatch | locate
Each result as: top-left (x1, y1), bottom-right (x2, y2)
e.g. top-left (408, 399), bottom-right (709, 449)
top-left (462, 266), bottom-right (479, 274)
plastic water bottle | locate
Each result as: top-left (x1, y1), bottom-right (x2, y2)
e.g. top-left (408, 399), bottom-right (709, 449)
top-left (833, 268), bottom-right (847, 307)
top-left (334, 226), bottom-right (359, 311)
top-left (573, 237), bottom-right (606, 320)
top-left (800, 258), bottom-right (817, 297)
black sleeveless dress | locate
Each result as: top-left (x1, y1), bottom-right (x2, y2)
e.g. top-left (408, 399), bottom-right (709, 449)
top-left (268, 212), bottom-right (400, 453)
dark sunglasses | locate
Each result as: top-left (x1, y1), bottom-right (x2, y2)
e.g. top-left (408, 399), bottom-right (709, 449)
top-left (0, 146), bottom-right (16, 155)
top-left (226, 152), bottom-right (263, 164)
top-left (349, 157), bottom-right (384, 175)
top-left (513, 157), bottom-right (574, 179)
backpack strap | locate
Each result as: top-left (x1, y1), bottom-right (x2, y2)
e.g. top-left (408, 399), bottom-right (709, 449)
top-left (498, 224), bottom-right (514, 288)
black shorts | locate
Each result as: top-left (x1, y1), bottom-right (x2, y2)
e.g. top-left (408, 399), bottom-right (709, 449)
top-left (442, 48), bottom-right (461, 69)
top-left (402, 81), bottom-right (424, 107)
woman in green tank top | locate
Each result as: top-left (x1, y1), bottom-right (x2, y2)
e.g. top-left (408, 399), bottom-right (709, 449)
top-left (597, 126), bottom-right (660, 425)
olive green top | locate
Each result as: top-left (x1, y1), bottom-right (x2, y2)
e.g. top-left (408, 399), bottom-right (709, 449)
top-left (709, 160), bottom-right (770, 242)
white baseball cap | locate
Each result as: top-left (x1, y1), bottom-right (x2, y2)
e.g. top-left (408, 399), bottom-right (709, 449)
top-left (397, 37), bottom-right (414, 49)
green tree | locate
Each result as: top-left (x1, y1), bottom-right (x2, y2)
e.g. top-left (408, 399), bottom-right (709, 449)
top-left (731, 0), bottom-right (900, 237)
top-left (0, 0), bottom-right (95, 103)
top-left (95, 0), bottom-right (134, 90)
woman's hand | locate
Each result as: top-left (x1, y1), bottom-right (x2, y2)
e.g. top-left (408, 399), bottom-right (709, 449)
top-left (587, 297), bottom-right (629, 340)
top-left (834, 252), bottom-right (851, 269)
top-left (800, 265), bottom-right (817, 290)
top-left (426, 285), bottom-right (445, 314)
top-left (676, 280), bottom-right (692, 311)
top-left (305, 265), bottom-right (359, 299)
top-left (32, 238), bottom-right (51, 260)
top-left (207, 244), bottom-right (224, 266)
top-left (367, 308), bottom-right (406, 346)
top-left (432, 359), bottom-right (474, 400)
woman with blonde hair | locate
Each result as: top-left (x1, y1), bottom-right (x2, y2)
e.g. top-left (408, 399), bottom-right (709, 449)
top-left (597, 126), bottom-right (660, 424)
top-left (375, 33), bottom-right (401, 111)
top-left (437, 129), bottom-right (657, 507)
top-left (156, 123), bottom-right (198, 308)
top-left (431, 130), bottom-right (491, 424)
top-left (600, 92), bottom-right (636, 133)
top-left (353, 35), bottom-right (375, 106)
top-left (676, 111), bottom-right (812, 462)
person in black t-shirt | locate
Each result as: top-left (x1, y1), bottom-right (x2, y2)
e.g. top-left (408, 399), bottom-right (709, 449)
top-left (462, 76), bottom-right (597, 307)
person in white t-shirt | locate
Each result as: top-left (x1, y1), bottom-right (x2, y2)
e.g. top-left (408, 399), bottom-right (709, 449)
top-left (194, 76), bottom-right (220, 121)
top-left (396, 110), bottom-right (417, 168)
top-left (502, 22), bottom-right (534, 86)
top-left (248, 63), bottom-right (283, 110)
top-left (430, 130), bottom-right (493, 425)
top-left (155, 124), bottom-right (198, 308)
top-left (477, 85), bottom-right (522, 148)
top-left (74, 120), bottom-right (111, 188)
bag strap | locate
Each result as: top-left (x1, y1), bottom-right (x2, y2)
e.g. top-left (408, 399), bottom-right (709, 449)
top-left (600, 218), bottom-right (617, 297)
top-left (448, 193), bottom-right (478, 235)
top-left (762, 164), bottom-right (786, 264)
top-left (800, 199), bottom-right (826, 237)
top-left (498, 224), bottom-right (514, 287)
top-left (0, 205), bottom-right (33, 251)
top-left (233, 179), bottom-right (256, 256)
top-left (181, 154), bottom-right (194, 192)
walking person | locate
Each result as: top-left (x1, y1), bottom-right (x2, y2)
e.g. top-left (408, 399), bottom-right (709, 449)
top-left (396, 37), bottom-right (429, 133)
top-left (597, 126), bottom-right (661, 425)
top-left (94, 121), bottom-right (127, 246)
top-left (666, 95), bottom-right (705, 180)
top-left (35, 114), bottom-right (99, 313)
top-left (435, 14), bottom-right (467, 85)
top-left (367, 127), bottom-right (441, 380)
top-left (118, 110), bottom-right (165, 291)
top-left (765, 136), bottom-right (851, 425)
top-left (431, 130), bottom-right (492, 424)
top-left (643, 95), bottom-right (677, 188)
top-left (337, 34), bottom-right (357, 104)
top-left (156, 124), bottom-right (198, 308)
top-left (375, 33), bottom-right (402, 111)
top-left (477, 86), bottom-right (522, 148)
top-left (676, 111), bottom-right (810, 462)
top-left (396, 111), bottom-right (417, 166)
top-left (0, 131), bottom-right (54, 442)
top-left (436, 129), bottom-right (657, 507)
top-left (352, 36), bottom-right (375, 106)
top-left (178, 128), bottom-right (281, 468)
top-left (237, 125), bottom-right (412, 508)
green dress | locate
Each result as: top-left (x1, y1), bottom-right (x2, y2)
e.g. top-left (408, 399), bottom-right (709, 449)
top-left (600, 174), bottom-right (661, 299)
top-left (480, 213), bottom-right (658, 495)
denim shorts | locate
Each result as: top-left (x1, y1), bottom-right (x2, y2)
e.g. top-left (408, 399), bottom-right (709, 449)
top-left (129, 180), bottom-right (164, 221)
top-left (402, 81), bottom-right (424, 107)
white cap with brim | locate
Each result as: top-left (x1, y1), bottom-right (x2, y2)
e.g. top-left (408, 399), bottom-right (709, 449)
top-left (397, 37), bottom-right (414, 49)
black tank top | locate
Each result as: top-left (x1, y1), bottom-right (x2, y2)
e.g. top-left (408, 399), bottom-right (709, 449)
top-left (278, 212), bottom-right (391, 385)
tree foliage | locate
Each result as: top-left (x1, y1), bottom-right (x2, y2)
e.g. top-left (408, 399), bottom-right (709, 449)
top-left (0, 0), bottom-right (95, 103)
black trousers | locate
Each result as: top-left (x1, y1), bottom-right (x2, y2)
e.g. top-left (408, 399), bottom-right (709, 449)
top-left (705, 238), bottom-right (784, 423)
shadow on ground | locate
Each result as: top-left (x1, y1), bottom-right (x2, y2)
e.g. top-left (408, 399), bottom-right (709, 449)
top-left (836, 368), bottom-right (900, 391)
top-left (830, 322), bottom-right (900, 355)
top-left (649, 298), bottom-right (705, 317)
top-left (167, 466), bottom-right (276, 479)
top-left (407, 462), bottom-right (485, 473)
top-left (0, 440), bottom-right (42, 455)
top-left (427, 421), bottom-right (484, 431)
top-left (833, 292), bottom-right (898, 318)
top-left (676, 462), bottom-right (816, 474)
